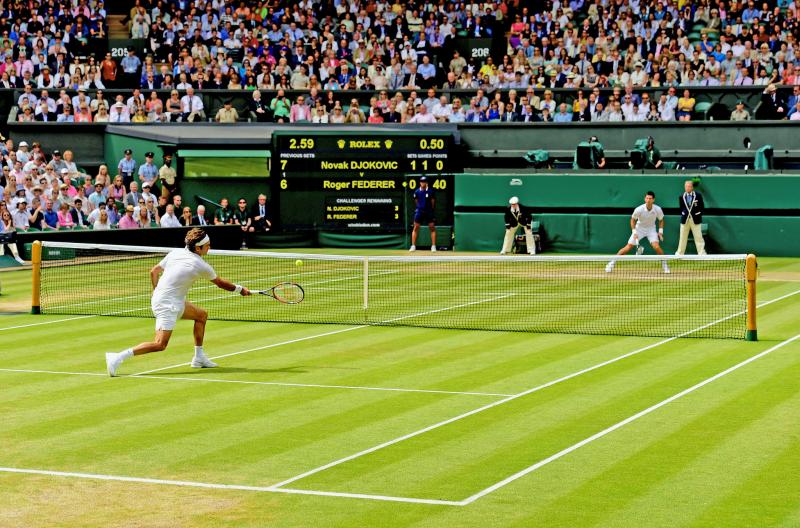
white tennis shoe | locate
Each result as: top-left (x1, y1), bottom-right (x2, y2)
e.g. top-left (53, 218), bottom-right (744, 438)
top-left (105, 353), bottom-right (124, 377)
top-left (409, 245), bottom-right (416, 252)
top-left (605, 263), bottom-right (614, 273)
top-left (191, 356), bottom-right (218, 368)
top-left (431, 246), bottom-right (437, 252)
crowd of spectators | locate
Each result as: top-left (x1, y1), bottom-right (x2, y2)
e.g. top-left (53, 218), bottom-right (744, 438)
top-left (2, 0), bottom-right (798, 125)
top-left (0, 139), bottom-right (273, 257)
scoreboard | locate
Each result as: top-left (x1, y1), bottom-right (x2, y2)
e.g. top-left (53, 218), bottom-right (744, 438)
top-left (272, 131), bottom-right (457, 231)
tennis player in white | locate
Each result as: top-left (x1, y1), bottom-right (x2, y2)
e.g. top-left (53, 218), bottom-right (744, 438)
top-left (105, 228), bottom-right (251, 376)
top-left (606, 191), bottom-right (670, 274)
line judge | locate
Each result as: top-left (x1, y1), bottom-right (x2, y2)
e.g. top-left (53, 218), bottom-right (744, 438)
top-left (675, 180), bottom-right (707, 255)
top-left (500, 196), bottom-right (536, 255)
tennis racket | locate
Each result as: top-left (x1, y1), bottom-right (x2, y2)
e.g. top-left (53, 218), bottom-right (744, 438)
top-left (636, 242), bottom-right (645, 255)
top-left (257, 282), bottom-right (305, 304)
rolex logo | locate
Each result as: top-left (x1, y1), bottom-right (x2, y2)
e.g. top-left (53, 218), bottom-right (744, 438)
top-left (337, 139), bottom-right (346, 149)
top-left (384, 139), bottom-right (393, 149)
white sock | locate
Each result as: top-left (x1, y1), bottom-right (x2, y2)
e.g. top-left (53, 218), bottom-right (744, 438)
top-left (119, 348), bottom-right (134, 360)
top-left (194, 345), bottom-right (204, 358)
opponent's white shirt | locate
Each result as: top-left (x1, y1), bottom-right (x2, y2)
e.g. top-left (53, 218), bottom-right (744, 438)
top-left (632, 203), bottom-right (664, 230)
top-left (152, 248), bottom-right (217, 306)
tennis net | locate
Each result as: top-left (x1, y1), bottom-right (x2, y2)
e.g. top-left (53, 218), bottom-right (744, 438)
top-left (35, 241), bottom-right (751, 339)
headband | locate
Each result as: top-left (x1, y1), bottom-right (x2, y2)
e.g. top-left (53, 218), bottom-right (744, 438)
top-left (196, 235), bottom-right (211, 247)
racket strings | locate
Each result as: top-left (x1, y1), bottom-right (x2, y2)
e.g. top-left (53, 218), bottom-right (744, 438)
top-left (274, 283), bottom-right (304, 303)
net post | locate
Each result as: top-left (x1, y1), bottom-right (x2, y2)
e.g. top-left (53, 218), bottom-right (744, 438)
top-left (363, 257), bottom-right (369, 311)
top-left (745, 254), bottom-right (757, 341)
top-left (31, 240), bottom-right (42, 314)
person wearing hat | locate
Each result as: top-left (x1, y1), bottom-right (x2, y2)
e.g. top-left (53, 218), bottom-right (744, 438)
top-left (409, 176), bottom-right (437, 252)
top-left (88, 182), bottom-right (107, 209)
top-left (11, 196), bottom-right (31, 231)
top-left (140, 181), bottom-right (156, 205)
top-left (730, 100), bottom-right (751, 121)
top-left (118, 148), bottom-right (137, 189)
top-left (16, 141), bottom-right (30, 164)
top-left (105, 228), bottom-right (252, 376)
top-left (118, 204), bottom-right (139, 229)
top-left (110, 96), bottom-right (131, 122)
top-left (138, 151), bottom-right (159, 189)
top-left (159, 152), bottom-right (176, 200)
top-left (215, 99), bottom-right (239, 123)
top-left (501, 197), bottom-right (536, 255)
top-left (760, 84), bottom-right (787, 119)
top-left (48, 149), bottom-right (67, 173)
top-left (630, 62), bottom-right (648, 86)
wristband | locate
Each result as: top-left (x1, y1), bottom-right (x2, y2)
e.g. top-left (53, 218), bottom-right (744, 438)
top-left (234, 284), bottom-right (243, 294)
top-left (658, 228), bottom-right (664, 234)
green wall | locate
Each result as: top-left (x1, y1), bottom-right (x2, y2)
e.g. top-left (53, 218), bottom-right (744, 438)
top-left (455, 172), bottom-right (800, 210)
top-left (104, 132), bottom-right (173, 172)
top-left (455, 212), bottom-right (800, 256)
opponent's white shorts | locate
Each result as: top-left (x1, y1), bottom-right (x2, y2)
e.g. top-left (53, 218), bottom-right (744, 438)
top-left (151, 300), bottom-right (185, 331)
top-left (628, 228), bottom-right (659, 245)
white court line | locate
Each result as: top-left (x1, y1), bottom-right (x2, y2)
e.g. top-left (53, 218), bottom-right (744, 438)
top-left (0, 467), bottom-right (461, 507)
top-left (268, 288), bottom-right (800, 491)
top-left (0, 368), bottom-right (511, 398)
top-left (1, 334), bottom-right (797, 508)
top-left (131, 294), bottom-right (514, 376)
top-left (460, 331), bottom-right (800, 505)
top-left (2, 291), bottom-right (798, 507)
top-left (0, 315), bottom-right (95, 332)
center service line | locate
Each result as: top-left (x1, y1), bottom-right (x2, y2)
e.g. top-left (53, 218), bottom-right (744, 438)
top-left (131, 294), bottom-right (513, 376)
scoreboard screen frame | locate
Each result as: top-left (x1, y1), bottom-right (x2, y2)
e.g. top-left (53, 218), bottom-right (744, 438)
top-left (272, 131), bottom-right (457, 176)
top-left (271, 131), bottom-right (457, 232)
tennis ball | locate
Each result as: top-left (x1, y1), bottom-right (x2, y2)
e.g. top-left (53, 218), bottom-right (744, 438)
top-left (295, 259), bottom-right (303, 267)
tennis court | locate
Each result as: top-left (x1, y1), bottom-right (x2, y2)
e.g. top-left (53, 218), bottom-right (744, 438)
top-left (1, 252), bottom-right (800, 527)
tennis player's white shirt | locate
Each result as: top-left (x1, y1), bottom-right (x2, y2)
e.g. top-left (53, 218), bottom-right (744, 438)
top-left (151, 248), bottom-right (217, 331)
top-left (628, 203), bottom-right (664, 244)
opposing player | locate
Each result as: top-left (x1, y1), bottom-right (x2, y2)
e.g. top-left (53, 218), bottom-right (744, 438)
top-left (105, 228), bottom-right (251, 376)
top-left (409, 176), bottom-right (436, 252)
top-left (606, 191), bottom-right (670, 274)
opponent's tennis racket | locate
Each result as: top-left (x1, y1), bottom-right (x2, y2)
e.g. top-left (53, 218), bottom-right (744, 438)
top-left (257, 282), bottom-right (305, 304)
top-left (635, 242), bottom-right (645, 255)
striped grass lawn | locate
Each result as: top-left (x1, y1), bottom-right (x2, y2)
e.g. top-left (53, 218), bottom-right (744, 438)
top-left (1, 255), bottom-right (799, 527)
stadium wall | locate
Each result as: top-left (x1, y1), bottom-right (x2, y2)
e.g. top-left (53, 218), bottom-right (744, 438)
top-left (454, 213), bottom-right (800, 256)
top-left (454, 171), bottom-right (800, 255)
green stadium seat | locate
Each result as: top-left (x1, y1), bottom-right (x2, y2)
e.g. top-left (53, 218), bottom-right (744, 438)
top-left (694, 101), bottom-right (713, 119)
top-left (754, 145), bottom-right (774, 170)
top-left (524, 149), bottom-right (550, 168)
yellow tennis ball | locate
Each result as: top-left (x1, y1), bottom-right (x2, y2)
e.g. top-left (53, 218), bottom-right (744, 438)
top-left (295, 259), bottom-right (303, 267)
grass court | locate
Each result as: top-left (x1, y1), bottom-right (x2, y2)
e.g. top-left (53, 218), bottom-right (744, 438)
top-left (1, 251), bottom-right (799, 527)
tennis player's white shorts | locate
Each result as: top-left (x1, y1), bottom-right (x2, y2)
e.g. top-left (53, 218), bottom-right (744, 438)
top-left (628, 227), bottom-right (660, 245)
top-left (151, 300), bottom-right (185, 331)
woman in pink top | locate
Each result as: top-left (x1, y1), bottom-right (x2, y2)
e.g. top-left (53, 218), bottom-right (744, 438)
top-left (108, 175), bottom-right (126, 202)
top-left (56, 202), bottom-right (75, 229)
